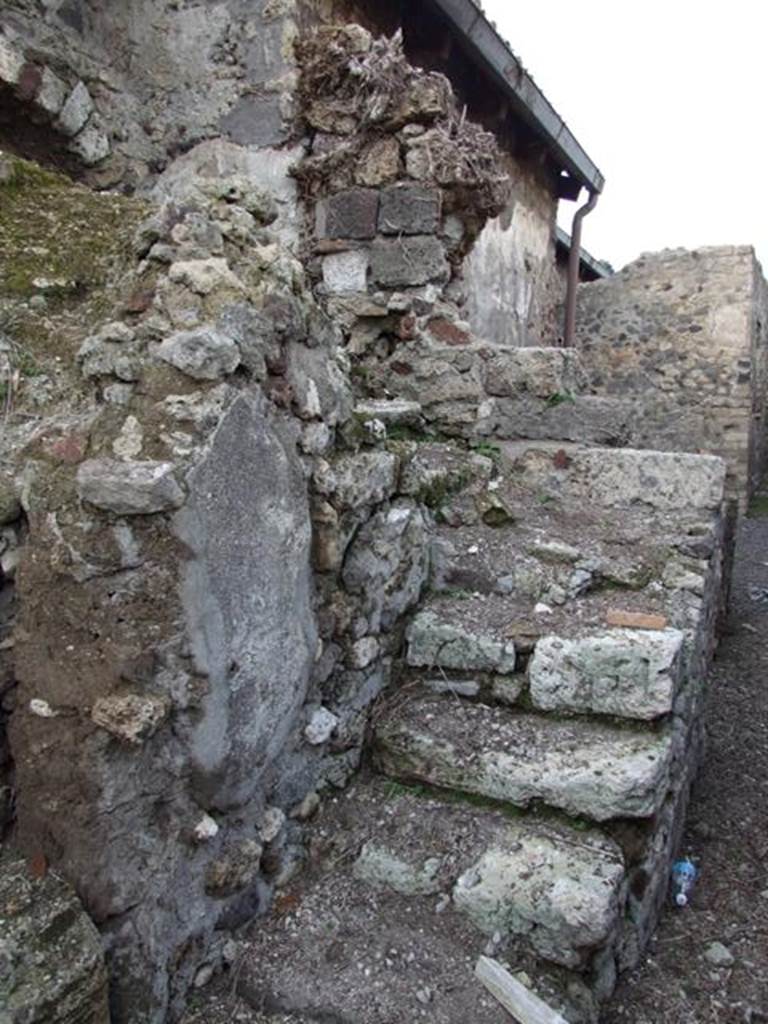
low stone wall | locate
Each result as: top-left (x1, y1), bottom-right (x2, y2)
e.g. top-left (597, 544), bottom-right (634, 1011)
top-left (575, 246), bottom-right (768, 504)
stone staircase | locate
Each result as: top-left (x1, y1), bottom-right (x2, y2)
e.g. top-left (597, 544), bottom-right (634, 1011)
top-left (363, 340), bottom-right (637, 447)
top-left (231, 361), bottom-right (732, 1023)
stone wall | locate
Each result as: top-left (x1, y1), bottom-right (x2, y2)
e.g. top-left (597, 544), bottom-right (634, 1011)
top-left (306, 0), bottom-right (568, 349)
top-left (0, 16), bottom-right (515, 1019)
top-left (575, 246), bottom-right (768, 503)
top-left (0, 0), bottom-right (300, 191)
top-left (463, 155), bottom-right (561, 346)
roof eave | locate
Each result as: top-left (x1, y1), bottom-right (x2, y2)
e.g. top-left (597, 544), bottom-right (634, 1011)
top-left (428, 0), bottom-right (605, 195)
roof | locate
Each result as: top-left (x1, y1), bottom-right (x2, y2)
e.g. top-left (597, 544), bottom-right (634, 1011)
top-left (428, 0), bottom-right (605, 195)
top-left (555, 227), bottom-right (613, 279)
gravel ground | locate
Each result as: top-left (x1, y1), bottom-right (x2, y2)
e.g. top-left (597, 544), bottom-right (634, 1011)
top-left (183, 518), bottom-right (768, 1024)
top-left (604, 516), bottom-right (768, 1024)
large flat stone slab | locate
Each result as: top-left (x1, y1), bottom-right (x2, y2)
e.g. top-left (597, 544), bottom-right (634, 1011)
top-left (529, 629), bottom-right (684, 720)
top-left (500, 441), bottom-right (726, 513)
top-left (373, 696), bottom-right (674, 821)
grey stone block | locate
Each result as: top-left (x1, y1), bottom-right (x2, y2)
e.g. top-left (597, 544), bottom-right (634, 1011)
top-left (157, 328), bottom-right (241, 380)
top-left (529, 629), bottom-right (684, 720)
top-left (370, 235), bottom-right (449, 288)
top-left (378, 184), bottom-right (441, 235)
top-left (454, 829), bottom-right (624, 968)
top-left (220, 93), bottom-right (286, 147)
top-left (317, 188), bottom-right (379, 240)
top-left (406, 611), bottom-right (516, 674)
top-left (56, 81), bottom-right (93, 136)
top-left (77, 459), bottom-right (185, 515)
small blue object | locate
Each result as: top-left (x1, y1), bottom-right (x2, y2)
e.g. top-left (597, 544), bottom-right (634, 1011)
top-left (671, 858), bottom-right (698, 907)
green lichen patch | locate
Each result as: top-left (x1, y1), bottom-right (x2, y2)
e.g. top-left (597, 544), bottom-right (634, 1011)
top-left (0, 151), bottom-right (147, 301)
top-left (0, 151), bottom-right (149, 415)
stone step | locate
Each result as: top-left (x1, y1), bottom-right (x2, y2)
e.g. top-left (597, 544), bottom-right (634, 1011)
top-left (480, 393), bottom-right (635, 447)
top-left (372, 694), bottom-right (674, 821)
top-left (348, 785), bottom-right (625, 971)
top-left (406, 604), bottom-right (685, 720)
top-left (499, 440), bottom-right (726, 514)
top-left (362, 342), bottom-right (592, 439)
top-left (232, 778), bottom-right (621, 1023)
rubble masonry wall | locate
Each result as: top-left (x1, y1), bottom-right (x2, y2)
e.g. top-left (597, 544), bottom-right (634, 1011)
top-left (575, 246), bottom-right (768, 504)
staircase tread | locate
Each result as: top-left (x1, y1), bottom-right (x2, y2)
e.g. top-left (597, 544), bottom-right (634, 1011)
top-left (374, 694), bottom-right (674, 821)
top-left (409, 589), bottom-right (680, 648)
top-left (235, 777), bottom-right (614, 1022)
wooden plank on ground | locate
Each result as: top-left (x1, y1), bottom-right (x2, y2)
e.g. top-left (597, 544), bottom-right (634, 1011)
top-left (475, 956), bottom-right (570, 1024)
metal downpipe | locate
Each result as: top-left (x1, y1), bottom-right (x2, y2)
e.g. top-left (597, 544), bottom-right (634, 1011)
top-left (563, 189), bottom-right (599, 346)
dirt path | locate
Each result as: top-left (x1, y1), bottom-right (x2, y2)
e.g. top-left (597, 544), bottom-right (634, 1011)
top-left (604, 516), bottom-right (768, 1024)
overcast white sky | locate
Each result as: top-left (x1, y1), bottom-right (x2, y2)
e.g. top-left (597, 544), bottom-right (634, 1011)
top-left (481, 0), bottom-right (768, 272)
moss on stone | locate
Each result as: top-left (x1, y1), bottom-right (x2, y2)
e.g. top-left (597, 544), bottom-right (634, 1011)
top-left (0, 152), bottom-right (147, 302)
top-left (0, 152), bottom-right (149, 416)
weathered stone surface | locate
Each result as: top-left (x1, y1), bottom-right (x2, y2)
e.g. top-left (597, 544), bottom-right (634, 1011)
top-left (305, 707), bottom-right (339, 745)
top-left (378, 184), bottom-right (441, 235)
top-left (90, 692), bottom-right (171, 744)
top-left (0, 35), bottom-right (24, 85)
top-left (77, 322), bottom-right (142, 382)
top-left (485, 347), bottom-right (587, 399)
top-left (529, 629), bottom-right (684, 720)
top-left (354, 841), bottom-right (443, 895)
top-left (406, 611), bottom-right (516, 674)
top-left (220, 92), bottom-right (286, 148)
top-left (370, 235), bottom-right (449, 288)
top-left (0, 852), bottom-right (110, 1024)
top-left (36, 67), bottom-right (67, 116)
top-left (70, 125), bottom-right (111, 166)
top-left (500, 442), bottom-right (726, 513)
top-left (314, 451), bottom-right (398, 511)
top-left (205, 840), bottom-right (263, 898)
top-left (317, 188), bottom-right (379, 240)
top-left (154, 141), bottom-right (303, 249)
top-left (157, 328), bottom-right (241, 380)
top-left (342, 502), bottom-right (429, 632)
top-left (174, 392), bottom-right (317, 805)
top-left (354, 137), bottom-right (400, 186)
top-left (322, 250), bottom-right (369, 294)
top-left (169, 258), bottom-right (244, 296)
top-left (399, 443), bottom-right (493, 502)
top-left (56, 81), bottom-right (94, 136)
top-left (397, 73), bottom-right (451, 123)
top-left (77, 459), bottom-right (185, 515)
top-left (453, 828), bottom-right (625, 968)
top-left (374, 696), bottom-right (674, 821)
top-left (285, 341), bottom-right (353, 426)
